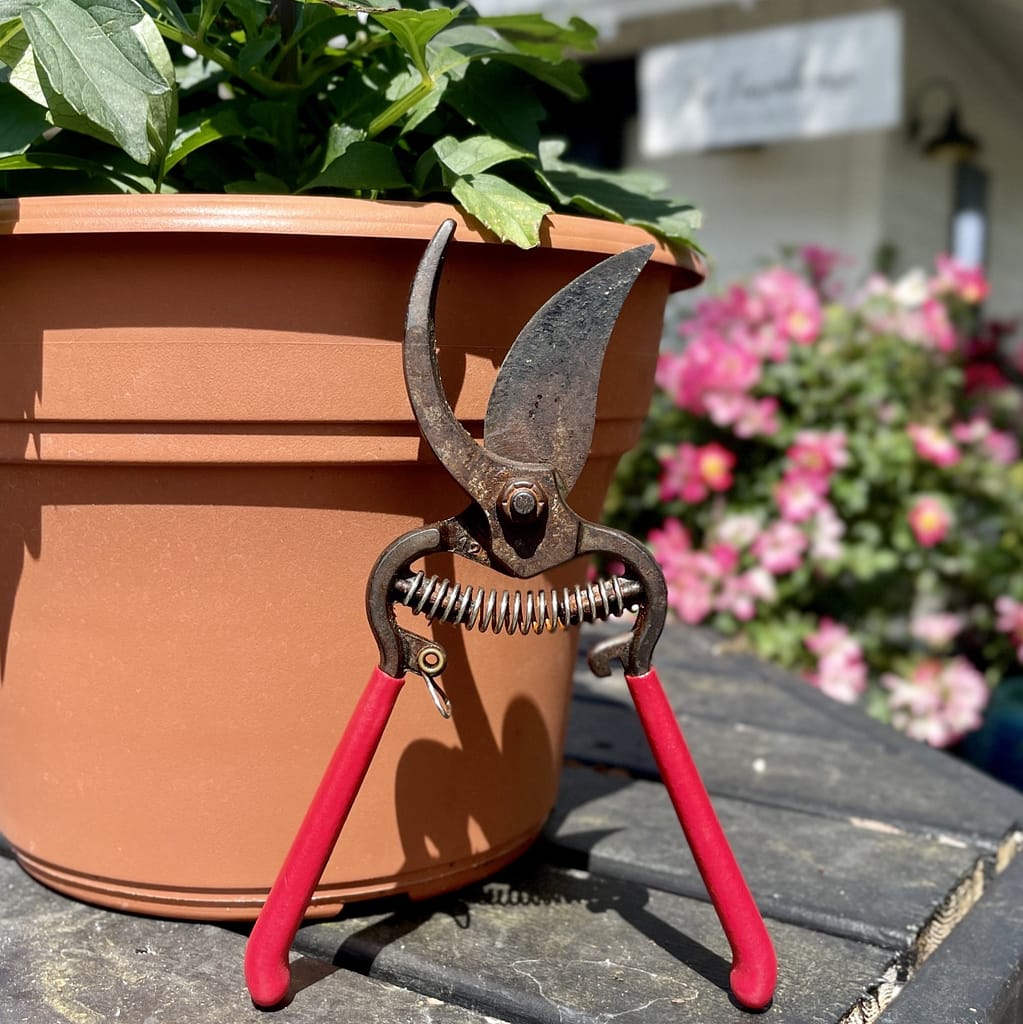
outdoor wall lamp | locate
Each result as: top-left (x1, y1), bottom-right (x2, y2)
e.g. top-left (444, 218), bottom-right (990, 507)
top-left (907, 78), bottom-right (981, 162)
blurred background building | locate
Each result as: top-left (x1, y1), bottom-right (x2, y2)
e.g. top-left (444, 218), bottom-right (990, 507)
top-left (475, 0), bottom-right (1023, 320)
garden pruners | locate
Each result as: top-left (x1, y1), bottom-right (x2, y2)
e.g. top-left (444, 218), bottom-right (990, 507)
top-left (245, 221), bottom-right (777, 1011)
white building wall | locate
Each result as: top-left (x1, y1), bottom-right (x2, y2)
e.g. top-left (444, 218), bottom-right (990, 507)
top-left (630, 127), bottom-right (888, 294)
top-left (882, 0), bottom-right (1023, 319)
top-left (622, 0), bottom-right (1023, 320)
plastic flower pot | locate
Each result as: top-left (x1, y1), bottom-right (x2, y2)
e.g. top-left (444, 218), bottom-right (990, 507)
top-left (0, 194), bottom-right (701, 919)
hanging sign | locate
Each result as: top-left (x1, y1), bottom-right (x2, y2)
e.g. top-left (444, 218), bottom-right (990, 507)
top-left (639, 10), bottom-right (903, 156)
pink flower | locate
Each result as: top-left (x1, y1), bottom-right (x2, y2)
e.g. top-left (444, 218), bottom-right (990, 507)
top-left (800, 244), bottom-right (843, 293)
top-left (805, 617), bottom-right (857, 658)
top-left (656, 441), bottom-right (736, 504)
top-left (883, 658), bottom-right (989, 747)
top-left (995, 596), bottom-right (1023, 662)
top-left (659, 444), bottom-right (699, 503)
top-left (715, 575), bottom-right (757, 621)
top-left (753, 266), bottom-right (823, 346)
top-left (704, 392), bottom-right (781, 439)
top-left (648, 518), bottom-right (691, 574)
top-left (697, 442), bottom-right (736, 493)
top-left (649, 520), bottom-right (718, 625)
top-left (752, 520), bottom-right (808, 574)
top-left (982, 430), bottom-right (1019, 465)
top-left (654, 351), bottom-right (686, 402)
top-left (885, 282), bottom-right (957, 352)
top-left (683, 285), bottom-right (755, 340)
top-left (907, 496), bottom-right (952, 548)
top-left (714, 568), bottom-right (777, 622)
top-left (810, 503), bottom-right (846, 562)
top-left (951, 418), bottom-right (1019, 464)
top-left (775, 470), bottom-right (829, 523)
top-left (744, 322), bottom-right (790, 362)
top-left (813, 652), bottom-right (869, 703)
top-left (952, 417), bottom-right (991, 444)
top-left (907, 424), bottom-right (961, 467)
top-left (709, 542), bottom-right (740, 576)
top-left (786, 430), bottom-right (849, 476)
top-left (733, 396), bottom-right (781, 438)
top-left (910, 611), bottom-right (963, 650)
top-left (920, 297), bottom-right (957, 353)
top-left (805, 619), bottom-right (868, 703)
top-left (658, 334), bottom-right (761, 415)
top-left (703, 390), bottom-right (746, 428)
top-left (667, 577), bottom-right (715, 624)
top-left (934, 254), bottom-right (990, 305)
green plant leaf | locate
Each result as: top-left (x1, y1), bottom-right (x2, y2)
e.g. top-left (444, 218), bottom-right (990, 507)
top-left (537, 141), bottom-right (701, 249)
top-left (432, 134), bottom-right (532, 178)
top-left (475, 13), bottom-right (598, 59)
top-left (312, 0), bottom-right (398, 10)
top-left (0, 80), bottom-right (48, 155)
top-left (224, 0), bottom-right (268, 42)
top-left (491, 52), bottom-right (586, 99)
top-left (237, 32), bottom-right (277, 72)
top-left (427, 23), bottom-right (586, 98)
top-left (0, 148), bottom-right (151, 189)
top-left (426, 25), bottom-right (510, 79)
top-left (6, 0), bottom-right (175, 167)
top-left (372, 8), bottom-right (455, 79)
top-left (321, 121), bottom-right (366, 167)
top-left (0, 19), bottom-right (46, 106)
top-left (197, 0), bottom-right (227, 34)
top-left (301, 139), bottom-right (407, 191)
top-left (411, 145), bottom-right (438, 193)
top-left (143, 0), bottom-right (189, 32)
top-left (0, 0), bottom-right (40, 20)
top-left (164, 106), bottom-right (256, 172)
top-left (450, 172), bottom-right (549, 248)
top-left (444, 62), bottom-right (544, 150)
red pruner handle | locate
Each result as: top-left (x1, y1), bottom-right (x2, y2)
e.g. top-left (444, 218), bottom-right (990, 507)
top-left (626, 667), bottom-right (777, 1011)
top-left (245, 667), bottom-right (405, 1009)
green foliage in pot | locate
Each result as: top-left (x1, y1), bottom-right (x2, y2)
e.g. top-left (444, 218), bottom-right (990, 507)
top-left (0, 0), bottom-right (700, 248)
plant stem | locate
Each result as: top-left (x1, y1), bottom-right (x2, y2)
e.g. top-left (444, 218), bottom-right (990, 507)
top-left (366, 76), bottom-right (434, 139)
top-left (155, 22), bottom-right (298, 98)
top-left (277, 0), bottom-right (299, 83)
top-left (0, 21), bottom-right (23, 49)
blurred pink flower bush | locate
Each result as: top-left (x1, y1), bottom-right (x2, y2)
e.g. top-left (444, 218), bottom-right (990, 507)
top-left (607, 250), bottom-right (1023, 747)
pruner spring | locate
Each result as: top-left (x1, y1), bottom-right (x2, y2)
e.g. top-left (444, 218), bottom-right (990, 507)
top-left (245, 221), bottom-right (777, 1014)
top-left (392, 571), bottom-right (641, 638)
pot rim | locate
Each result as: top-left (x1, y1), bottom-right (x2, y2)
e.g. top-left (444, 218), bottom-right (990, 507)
top-left (0, 193), bottom-right (704, 292)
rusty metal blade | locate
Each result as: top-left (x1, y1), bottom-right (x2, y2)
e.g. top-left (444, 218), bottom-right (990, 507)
top-left (483, 244), bottom-right (653, 491)
top-left (404, 218), bottom-right (492, 502)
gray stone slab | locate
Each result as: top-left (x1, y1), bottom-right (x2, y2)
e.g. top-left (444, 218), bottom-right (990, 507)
top-left (876, 848), bottom-right (1023, 1024)
top-left (0, 852), bottom-right (495, 1024)
top-left (546, 765), bottom-right (984, 951)
top-left (290, 859), bottom-right (895, 1024)
top-left (565, 685), bottom-right (1023, 845)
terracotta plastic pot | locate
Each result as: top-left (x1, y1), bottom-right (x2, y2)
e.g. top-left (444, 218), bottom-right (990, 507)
top-left (0, 195), bottom-right (702, 920)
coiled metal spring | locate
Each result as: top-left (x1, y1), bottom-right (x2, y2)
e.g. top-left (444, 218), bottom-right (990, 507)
top-left (391, 571), bottom-right (643, 635)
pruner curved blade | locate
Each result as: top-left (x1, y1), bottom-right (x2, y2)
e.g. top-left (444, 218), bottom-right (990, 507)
top-left (484, 242), bottom-right (653, 491)
top-left (403, 219), bottom-right (653, 502)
